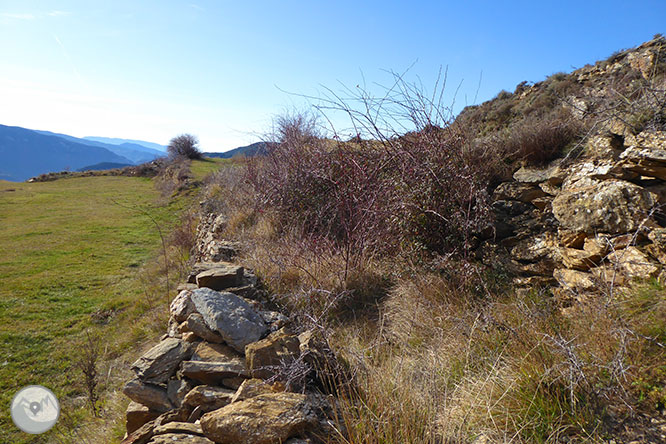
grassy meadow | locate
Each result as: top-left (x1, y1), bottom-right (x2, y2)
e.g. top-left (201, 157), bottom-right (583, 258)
top-left (0, 160), bottom-right (221, 443)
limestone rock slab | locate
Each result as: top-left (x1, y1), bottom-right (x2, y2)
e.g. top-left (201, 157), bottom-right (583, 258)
top-left (196, 263), bottom-right (244, 291)
top-left (123, 378), bottom-right (173, 413)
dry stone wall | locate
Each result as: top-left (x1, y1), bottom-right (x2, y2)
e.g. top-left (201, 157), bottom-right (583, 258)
top-left (121, 220), bottom-right (333, 444)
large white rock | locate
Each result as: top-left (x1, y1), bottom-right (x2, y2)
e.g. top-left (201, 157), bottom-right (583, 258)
top-left (170, 290), bottom-right (196, 323)
top-left (189, 288), bottom-right (268, 353)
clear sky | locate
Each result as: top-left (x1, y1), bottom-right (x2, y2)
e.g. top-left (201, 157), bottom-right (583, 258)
top-left (0, 1), bottom-right (664, 152)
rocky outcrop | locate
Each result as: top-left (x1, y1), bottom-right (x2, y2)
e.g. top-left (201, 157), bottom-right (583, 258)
top-left (122, 231), bottom-right (331, 444)
top-left (489, 129), bottom-right (666, 301)
top-left (131, 338), bottom-right (193, 384)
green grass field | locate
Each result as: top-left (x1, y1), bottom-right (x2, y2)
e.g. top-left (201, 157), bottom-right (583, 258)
top-left (0, 159), bottom-right (222, 443)
top-left (190, 157), bottom-right (229, 181)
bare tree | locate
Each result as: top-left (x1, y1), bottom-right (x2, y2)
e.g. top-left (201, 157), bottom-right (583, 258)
top-left (167, 134), bottom-right (202, 159)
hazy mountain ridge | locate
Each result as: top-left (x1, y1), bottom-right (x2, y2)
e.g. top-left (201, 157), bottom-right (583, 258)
top-left (36, 130), bottom-right (164, 164)
top-left (0, 124), bottom-right (137, 181)
top-left (83, 136), bottom-right (166, 152)
top-left (0, 125), bottom-right (167, 181)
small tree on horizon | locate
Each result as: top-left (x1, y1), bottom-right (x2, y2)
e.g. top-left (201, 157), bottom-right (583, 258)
top-left (167, 133), bottom-right (202, 160)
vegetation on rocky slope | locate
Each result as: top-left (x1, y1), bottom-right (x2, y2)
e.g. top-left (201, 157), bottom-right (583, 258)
top-left (6, 36), bottom-right (666, 444)
top-left (196, 36), bottom-right (666, 443)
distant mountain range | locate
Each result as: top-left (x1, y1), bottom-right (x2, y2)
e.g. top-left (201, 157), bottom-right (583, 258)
top-left (0, 124), bottom-right (167, 181)
top-left (82, 136), bottom-right (166, 153)
top-left (0, 123), bottom-right (267, 182)
top-left (34, 130), bottom-right (165, 164)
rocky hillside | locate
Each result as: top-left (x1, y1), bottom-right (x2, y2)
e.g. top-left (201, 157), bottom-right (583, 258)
top-left (482, 37), bottom-right (666, 306)
top-left (118, 37), bottom-right (666, 444)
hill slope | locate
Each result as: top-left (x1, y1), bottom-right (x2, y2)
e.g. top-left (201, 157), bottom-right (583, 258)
top-left (204, 141), bottom-right (269, 159)
top-left (176, 36), bottom-right (666, 444)
top-left (76, 161), bottom-right (134, 171)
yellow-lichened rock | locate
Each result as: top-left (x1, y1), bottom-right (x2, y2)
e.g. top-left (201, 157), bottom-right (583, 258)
top-left (552, 179), bottom-right (657, 234)
top-left (553, 268), bottom-right (597, 292)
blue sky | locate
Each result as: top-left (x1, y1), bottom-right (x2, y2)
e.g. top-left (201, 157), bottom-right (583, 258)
top-left (0, 1), bottom-right (664, 152)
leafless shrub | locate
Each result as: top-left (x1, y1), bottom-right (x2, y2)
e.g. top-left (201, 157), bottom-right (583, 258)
top-left (76, 331), bottom-right (102, 417)
top-left (169, 209), bottom-right (199, 273)
top-left (247, 72), bottom-right (513, 270)
top-left (270, 288), bottom-right (354, 394)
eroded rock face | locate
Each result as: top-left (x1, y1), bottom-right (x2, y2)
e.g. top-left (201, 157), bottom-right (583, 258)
top-left (167, 379), bottom-right (194, 409)
top-left (147, 434), bottom-right (214, 444)
top-left (126, 401), bottom-right (160, 435)
top-left (189, 288), bottom-right (269, 353)
top-left (585, 135), bottom-right (624, 159)
top-left (121, 419), bottom-right (157, 444)
top-left (230, 378), bottom-right (283, 403)
top-left (552, 179), bottom-right (657, 234)
top-left (193, 342), bottom-right (244, 362)
top-left (513, 162), bottom-right (564, 184)
top-left (153, 422), bottom-right (204, 436)
top-left (492, 182), bottom-right (546, 203)
top-left (180, 360), bottom-right (250, 385)
top-left (511, 233), bottom-right (559, 263)
top-left (560, 247), bottom-right (602, 271)
top-left (553, 268), bottom-right (596, 292)
top-left (606, 246), bottom-right (660, 279)
top-left (200, 393), bottom-right (317, 444)
top-left (620, 141), bottom-right (666, 180)
top-left (183, 313), bottom-right (225, 343)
